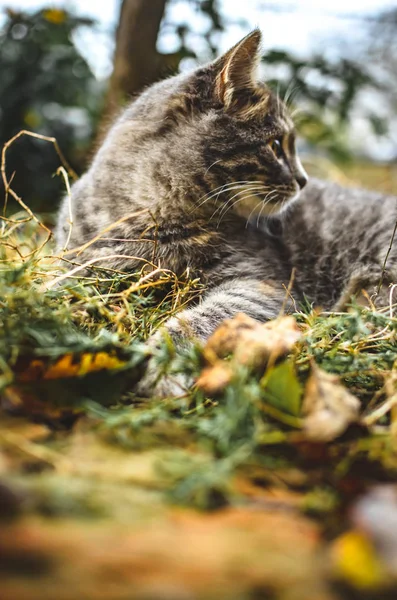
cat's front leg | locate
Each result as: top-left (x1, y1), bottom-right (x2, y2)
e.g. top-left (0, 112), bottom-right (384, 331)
top-left (136, 277), bottom-right (292, 397)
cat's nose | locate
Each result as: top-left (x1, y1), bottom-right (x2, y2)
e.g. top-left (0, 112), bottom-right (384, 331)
top-left (296, 173), bottom-right (308, 190)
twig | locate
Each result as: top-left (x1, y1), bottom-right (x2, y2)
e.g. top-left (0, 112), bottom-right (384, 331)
top-left (362, 393), bottom-right (397, 427)
top-left (46, 254), bottom-right (163, 289)
top-left (1, 130), bottom-right (77, 186)
top-left (377, 199), bottom-right (397, 294)
top-left (0, 131), bottom-right (67, 257)
top-left (56, 166), bottom-right (73, 253)
top-left (280, 267), bottom-right (296, 315)
top-left (64, 209), bottom-right (150, 257)
top-left (390, 284), bottom-right (397, 319)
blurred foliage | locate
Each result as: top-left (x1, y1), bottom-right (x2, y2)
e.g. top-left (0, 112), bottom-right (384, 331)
top-left (369, 7), bottom-right (397, 68)
top-left (0, 8), bottom-right (102, 214)
top-left (161, 0), bottom-right (230, 58)
top-left (365, 8), bottom-right (397, 144)
top-left (263, 50), bottom-right (376, 162)
top-left (0, 1), bottom-right (393, 215)
top-left (160, 0), bottom-right (383, 162)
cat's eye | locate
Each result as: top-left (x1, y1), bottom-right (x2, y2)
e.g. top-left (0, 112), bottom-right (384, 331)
top-left (270, 138), bottom-right (283, 159)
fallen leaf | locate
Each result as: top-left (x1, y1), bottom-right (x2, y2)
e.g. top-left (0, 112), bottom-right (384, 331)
top-left (3, 351), bottom-right (142, 417)
top-left (196, 362), bottom-right (233, 395)
top-left (261, 359), bottom-right (303, 416)
top-left (302, 366), bottom-right (360, 441)
top-left (18, 352), bottom-right (128, 382)
top-left (204, 313), bottom-right (301, 370)
top-left (332, 530), bottom-right (385, 589)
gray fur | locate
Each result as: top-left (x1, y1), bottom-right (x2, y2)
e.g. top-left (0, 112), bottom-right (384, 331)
top-left (56, 31), bottom-right (397, 396)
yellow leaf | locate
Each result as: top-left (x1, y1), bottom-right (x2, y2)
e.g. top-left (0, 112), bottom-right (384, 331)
top-left (18, 352), bottom-right (128, 382)
top-left (44, 354), bottom-right (77, 379)
top-left (79, 352), bottom-right (127, 375)
top-left (332, 531), bottom-right (385, 588)
top-left (44, 352), bottom-right (127, 378)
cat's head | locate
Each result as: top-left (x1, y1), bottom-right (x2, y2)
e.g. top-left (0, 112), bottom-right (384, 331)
top-left (125, 30), bottom-right (307, 222)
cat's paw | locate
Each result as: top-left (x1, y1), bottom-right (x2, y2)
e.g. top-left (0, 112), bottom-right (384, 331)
top-left (135, 326), bottom-right (194, 398)
top-left (135, 356), bottom-right (192, 398)
top-left (136, 365), bottom-right (191, 398)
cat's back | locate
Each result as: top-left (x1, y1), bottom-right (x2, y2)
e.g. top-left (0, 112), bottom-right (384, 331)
top-left (281, 178), bottom-right (397, 306)
top-left (288, 178), bottom-right (395, 232)
top-left (285, 177), bottom-right (396, 248)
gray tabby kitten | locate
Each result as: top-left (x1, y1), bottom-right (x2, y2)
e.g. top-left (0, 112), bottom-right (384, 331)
top-left (56, 30), bottom-right (397, 396)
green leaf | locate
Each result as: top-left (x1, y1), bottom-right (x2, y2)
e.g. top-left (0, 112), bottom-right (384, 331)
top-left (261, 360), bottom-right (303, 417)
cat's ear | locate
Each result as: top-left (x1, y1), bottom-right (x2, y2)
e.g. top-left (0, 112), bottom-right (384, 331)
top-left (215, 29), bottom-right (262, 108)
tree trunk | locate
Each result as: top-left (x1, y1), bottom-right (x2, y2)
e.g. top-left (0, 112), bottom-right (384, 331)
top-left (102, 0), bottom-right (168, 122)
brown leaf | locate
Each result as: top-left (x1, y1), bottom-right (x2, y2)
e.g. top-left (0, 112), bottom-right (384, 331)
top-left (195, 363), bottom-right (233, 395)
top-left (204, 313), bottom-right (301, 370)
top-left (302, 366), bottom-right (360, 442)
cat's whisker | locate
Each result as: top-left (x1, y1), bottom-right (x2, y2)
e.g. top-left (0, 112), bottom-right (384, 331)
top-left (196, 187), bottom-right (244, 211)
top-left (196, 180), bottom-right (255, 202)
top-left (210, 185), bottom-right (267, 222)
top-left (242, 184), bottom-right (290, 220)
top-left (289, 107), bottom-right (306, 120)
top-left (243, 184), bottom-right (285, 226)
top-left (283, 74), bottom-right (303, 109)
top-left (214, 184), bottom-right (276, 226)
top-left (245, 199), bottom-right (267, 227)
top-left (204, 159), bottom-right (222, 175)
top-left (196, 179), bottom-right (277, 206)
top-left (256, 203), bottom-right (268, 228)
top-left (283, 77), bottom-right (296, 107)
top-left (216, 192), bottom-right (265, 228)
top-left (241, 185), bottom-right (289, 223)
top-left (210, 184), bottom-right (273, 214)
top-left (276, 81), bottom-right (281, 119)
top-left (256, 190), bottom-right (279, 227)
top-left (262, 189), bottom-right (279, 205)
top-left (195, 181), bottom-right (260, 210)
top-left (207, 185), bottom-right (268, 216)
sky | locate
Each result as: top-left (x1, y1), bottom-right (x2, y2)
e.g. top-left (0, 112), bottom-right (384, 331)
top-left (1, 0), bottom-right (396, 78)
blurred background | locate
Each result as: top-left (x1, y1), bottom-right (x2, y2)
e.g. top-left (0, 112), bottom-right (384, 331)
top-left (1, 0), bottom-right (397, 217)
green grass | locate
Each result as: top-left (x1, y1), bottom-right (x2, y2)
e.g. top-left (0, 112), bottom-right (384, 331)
top-left (1, 211), bottom-right (397, 513)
